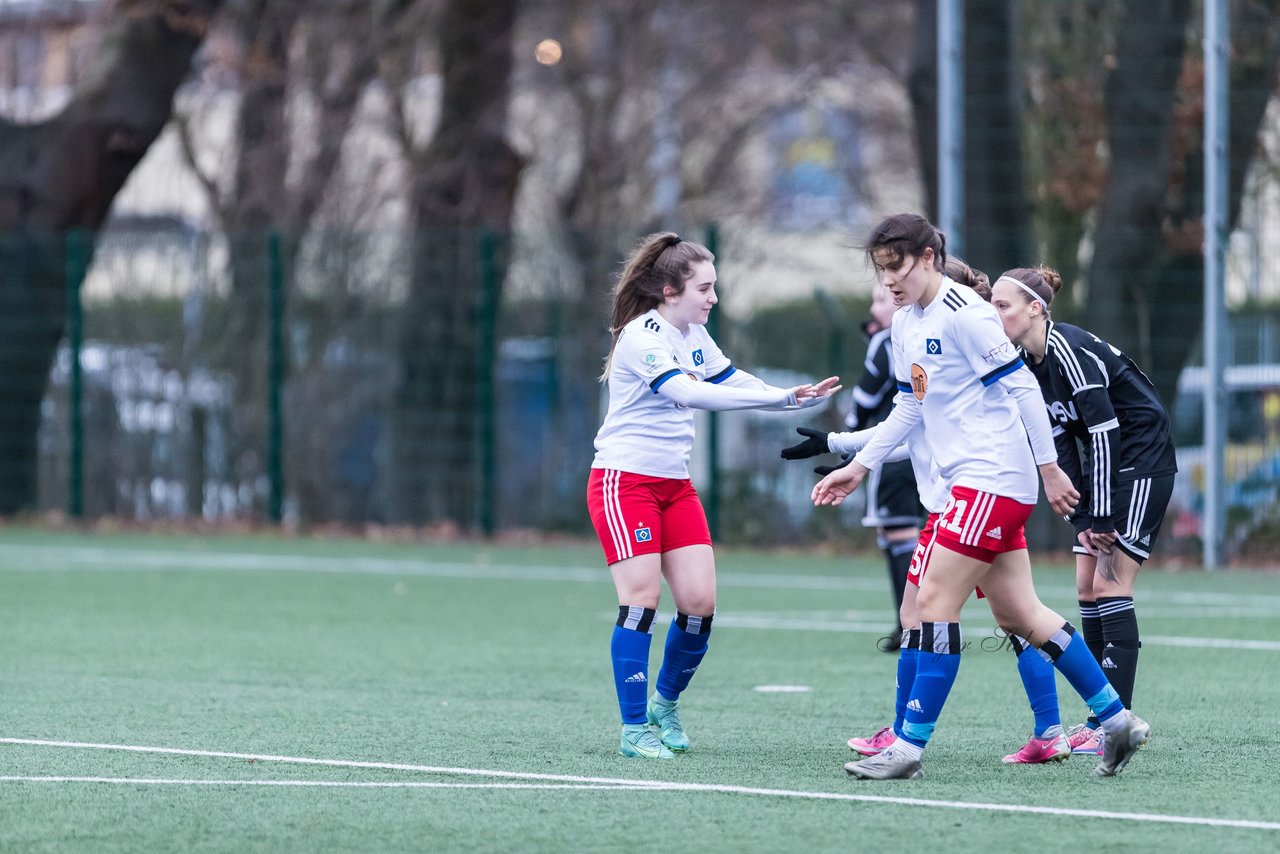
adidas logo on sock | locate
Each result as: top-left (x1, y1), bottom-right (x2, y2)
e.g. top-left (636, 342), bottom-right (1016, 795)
top-left (985, 526), bottom-right (1003, 539)
top-left (1101, 657), bottom-right (1117, 669)
top-left (681, 666), bottom-right (698, 673)
top-left (906, 698), bottom-right (923, 713)
top-left (624, 671), bottom-right (647, 683)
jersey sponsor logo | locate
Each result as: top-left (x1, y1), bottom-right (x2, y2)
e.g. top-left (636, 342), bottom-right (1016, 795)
top-left (1047, 399), bottom-right (1078, 423)
top-left (634, 526), bottom-right (652, 543)
top-left (981, 342), bottom-right (1013, 364)
top-left (910, 363), bottom-right (928, 400)
top-left (643, 353), bottom-right (658, 365)
top-left (692, 348), bottom-right (704, 366)
top-left (926, 338), bottom-right (942, 355)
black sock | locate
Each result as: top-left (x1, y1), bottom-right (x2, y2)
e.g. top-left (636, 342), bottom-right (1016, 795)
top-left (885, 540), bottom-right (913, 618)
top-left (1098, 596), bottom-right (1140, 709)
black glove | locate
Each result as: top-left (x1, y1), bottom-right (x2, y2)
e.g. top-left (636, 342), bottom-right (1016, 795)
top-left (780, 427), bottom-right (830, 460)
top-left (813, 455), bottom-right (854, 476)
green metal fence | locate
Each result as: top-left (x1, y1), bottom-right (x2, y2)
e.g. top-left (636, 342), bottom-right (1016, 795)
top-left (14, 226), bottom-right (1280, 559)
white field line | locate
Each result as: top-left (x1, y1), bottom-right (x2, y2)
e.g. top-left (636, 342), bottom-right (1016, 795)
top-left (2, 543), bottom-right (1278, 609)
top-left (0, 544), bottom-right (882, 593)
top-left (710, 614), bottom-right (1280, 652)
top-left (4, 542), bottom-right (1276, 650)
top-left (0, 776), bottom-right (655, 791)
top-left (1, 738), bottom-right (1277, 832)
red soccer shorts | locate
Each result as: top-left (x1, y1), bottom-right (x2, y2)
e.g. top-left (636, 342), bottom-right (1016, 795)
top-left (934, 484), bottom-right (1032, 564)
top-left (909, 513), bottom-right (984, 597)
top-left (587, 468), bottom-right (712, 565)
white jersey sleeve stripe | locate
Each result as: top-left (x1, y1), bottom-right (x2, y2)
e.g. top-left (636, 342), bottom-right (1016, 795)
top-left (1091, 431), bottom-right (1112, 518)
top-left (1088, 418), bottom-right (1120, 434)
top-left (1048, 329), bottom-right (1090, 391)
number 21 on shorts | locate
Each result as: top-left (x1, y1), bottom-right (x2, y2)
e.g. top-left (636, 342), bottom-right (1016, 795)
top-left (939, 494), bottom-right (969, 536)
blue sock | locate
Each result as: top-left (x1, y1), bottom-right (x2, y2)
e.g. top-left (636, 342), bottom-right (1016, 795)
top-left (612, 606), bottom-right (655, 724)
top-left (655, 612), bottom-right (713, 701)
top-left (1011, 634), bottom-right (1060, 737)
top-left (1040, 621), bottom-right (1124, 724)
top-left (900, 622), bottom-right (962, 749)
top-left (893, 628), bottom-right (920, 737)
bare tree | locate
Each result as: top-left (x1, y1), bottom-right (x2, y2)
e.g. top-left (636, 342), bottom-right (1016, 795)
top-left (173, 0), bottom-right (379, 519)
top-left (909, 0), bottom-right (1031, 275)
top-left (1085, 0), bottom-right (1280, 404)
top-left (0, 0), bottom-right (224, 514)
top-left (387, 0), bottom-right (523, 528)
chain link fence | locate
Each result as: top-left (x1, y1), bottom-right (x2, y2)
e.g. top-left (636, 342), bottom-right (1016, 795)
top-left (18, 219), bottom-right (1280, 561)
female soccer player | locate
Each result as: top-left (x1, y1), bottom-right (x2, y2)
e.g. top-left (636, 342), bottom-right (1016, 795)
top-left (787, 259), bottom-right (1069, 766)
top-left (589, 231), bottom-right (839, 760)
top-left (991, 266), bottom-right (1177, 755)
top-left (841, 284), bottom-right (924, 649)
top-left (813, 213), bottom-right (1149, 780)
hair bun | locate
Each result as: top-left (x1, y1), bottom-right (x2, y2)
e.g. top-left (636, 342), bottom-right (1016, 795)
top-left (1037, 265), bottom-right (1063, 295)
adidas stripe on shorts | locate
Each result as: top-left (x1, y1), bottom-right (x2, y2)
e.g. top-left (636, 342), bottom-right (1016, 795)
top-left (932, 485), bottom-right (1033, 563)
top-left (1071, 473), bottom-right (1175, 564)
top-left (587, 468), bottom-right (713, 565)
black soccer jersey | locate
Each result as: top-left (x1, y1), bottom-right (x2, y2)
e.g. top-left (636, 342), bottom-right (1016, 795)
top-left (1024, 321), bottom-right (1178, 533)
top-left (849, 327), bottom-right (895, 430)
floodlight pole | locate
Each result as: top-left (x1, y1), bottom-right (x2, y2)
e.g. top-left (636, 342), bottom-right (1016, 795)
top-left (1203, 0), bottom-right (1228, 569)
top-left (938, 0), bottom-right (964, 256)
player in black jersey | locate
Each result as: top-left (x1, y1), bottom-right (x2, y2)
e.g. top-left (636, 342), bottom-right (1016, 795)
top-left (849, 286), bottom-right (925, 649)
top-left (992, 266), bottom-right (1177, 754)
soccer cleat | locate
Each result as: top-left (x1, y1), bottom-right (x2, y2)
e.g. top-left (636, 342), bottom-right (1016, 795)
top-left (844, 745), bottom-right (923, 780)
top-left (1067, 722), bottom-right (1104, 755)
top-left (1002, 733), bottom-right (1072, 764)
top-left (847, 725), bottom-right (896, 756)
top-left (1095, 712), bottom-right (1150, 777)
top-left (619, 724), bottom-right (675, 759)
top-left (646, 694), bottom-right (689, 752)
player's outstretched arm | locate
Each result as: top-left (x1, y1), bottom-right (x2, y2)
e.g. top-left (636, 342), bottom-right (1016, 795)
top-left (811, 459), bottom-right (870, 506)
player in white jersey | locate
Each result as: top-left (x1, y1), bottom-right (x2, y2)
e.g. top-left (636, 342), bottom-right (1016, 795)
top-left (788, 259), bottom-right (1071, 765)
top-left (813, 213), bottom-right (1150, 780)
top-left (588, 231), bottom-right (839, 761)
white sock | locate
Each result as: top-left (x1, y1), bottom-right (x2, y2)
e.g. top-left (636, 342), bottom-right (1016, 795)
top-left (1038, 724), bottom-right (1064, 740)
top-left (889, 738), bottom-right (924, 761)
top-left (1098, 708), bottom-right (1131, 734)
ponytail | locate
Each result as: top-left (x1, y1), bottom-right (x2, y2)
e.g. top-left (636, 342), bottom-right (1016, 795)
top-left (600, 233), bottom-right (714, 381)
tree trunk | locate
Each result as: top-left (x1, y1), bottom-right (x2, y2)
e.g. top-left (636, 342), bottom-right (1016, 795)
top-left (962, 0), bottom-right (1032, 274)
top-left (1087, 0), bottom-right (1280, 408)
top-left (392, 0), bottom-right (523, 527)
top-left (908, 0), bottom-right (938, 219)
top-left (909, 0), bottom-right (1030, 272)
top-left (0, 0), bottom-right (223, 514)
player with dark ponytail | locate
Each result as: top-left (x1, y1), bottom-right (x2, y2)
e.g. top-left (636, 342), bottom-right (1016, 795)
top-left (589, 232), bottom-right (840, 760)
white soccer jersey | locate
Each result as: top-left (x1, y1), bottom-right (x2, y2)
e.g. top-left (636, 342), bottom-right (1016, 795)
top-left (853, 278), bottom-right (1056, 505)
top-left (592, 309), bottom-right (797, 479)
top-left (906, 422), bottom-right (949, 514)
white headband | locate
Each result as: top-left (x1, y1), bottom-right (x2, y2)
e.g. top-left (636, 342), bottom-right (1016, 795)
top-left (997, 275), bottom-right (1049, 313)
